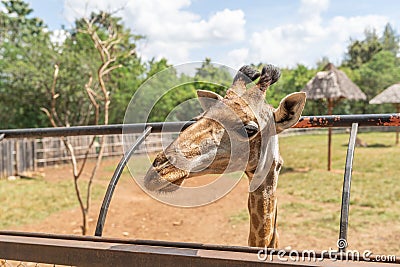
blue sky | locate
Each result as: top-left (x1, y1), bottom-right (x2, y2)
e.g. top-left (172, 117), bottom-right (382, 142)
top-left (19, 0), bottom-right (400, 68)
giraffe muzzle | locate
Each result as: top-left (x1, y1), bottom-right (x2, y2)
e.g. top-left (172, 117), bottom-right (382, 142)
top-left (144, 153), bottom-right (189, 192)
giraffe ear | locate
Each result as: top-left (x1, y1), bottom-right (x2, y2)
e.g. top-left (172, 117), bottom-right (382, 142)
top-left (197, 90), bottom-right (223, 111)
top-left (274, 92), bottom-right (306, 133)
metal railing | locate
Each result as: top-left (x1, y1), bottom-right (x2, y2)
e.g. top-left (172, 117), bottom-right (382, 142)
top-left (0, 113), bottom-right (400, 266)
top-left (1, 113), bottom-right (400, 139)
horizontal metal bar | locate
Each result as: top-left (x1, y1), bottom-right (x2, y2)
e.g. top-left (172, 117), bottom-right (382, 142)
top-left (295, 113), bottom-right (400, 128)
top-left (1, 114), bottom-right (399, 139)
top-left (0, 231), bottom-right (398, 265)
top-left (0, 121), bottom-right (193, 139)
top-left (0, 233), bottom-right (318, 267)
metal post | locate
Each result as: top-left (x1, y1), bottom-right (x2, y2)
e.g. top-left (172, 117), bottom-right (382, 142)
top-left (95, 127), bottom-right (152, 237)
top-left (338, 123), bottom-right (358, 252)
top-left (327, 98), bottom-right (334, 171)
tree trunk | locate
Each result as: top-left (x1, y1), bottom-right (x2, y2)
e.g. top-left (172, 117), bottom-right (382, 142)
top-left (396, 104), bottom-right (400, 145)
top-left (81, 209), bottom-right (88, 235)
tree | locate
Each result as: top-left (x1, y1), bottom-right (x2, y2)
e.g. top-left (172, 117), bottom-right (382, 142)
top-left (355, 50), bottom-right (400, 113)
top-left (0, 0), bottom-right (55, 128)
top-left (194, 58), bottom-right (232, 96)
top-left (143, 58), bottom-right (198, 122)
top-left (344, 28), bottom-right (382, 69)
top-left (267, 64), bottom-right (319, 114)
top-left (380, 23), bottom-right (400, 55)
top-left (109, 56), bottom-right (145, 124)
top-left (41, 11), bottom-right (141, 235)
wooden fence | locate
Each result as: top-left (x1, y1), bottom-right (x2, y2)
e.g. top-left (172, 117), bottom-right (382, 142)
top-left (0, 133), bottom-right (174, 179)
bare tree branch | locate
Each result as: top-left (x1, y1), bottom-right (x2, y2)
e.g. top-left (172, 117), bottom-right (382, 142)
top-left (42, 11), bottom-right (134, 235)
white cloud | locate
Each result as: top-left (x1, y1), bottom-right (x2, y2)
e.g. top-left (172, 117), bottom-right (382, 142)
top-left (62, 0), bottom-right (245, 63)
top-left (299, 0), bottom-right (329, 16)
top-left (225, 48), bottom-right (249, 69)
top-left (231, 0), bottom-right (389, 67)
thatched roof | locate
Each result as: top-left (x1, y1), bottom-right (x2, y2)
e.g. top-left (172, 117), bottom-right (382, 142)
top-left (302, 63), bottom-right (366, 101)
top-left (369, 83), bottom-right (400, 104)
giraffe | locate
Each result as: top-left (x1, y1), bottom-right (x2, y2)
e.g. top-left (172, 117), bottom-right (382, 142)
top-left (143, 64), bottom-right (306, 248)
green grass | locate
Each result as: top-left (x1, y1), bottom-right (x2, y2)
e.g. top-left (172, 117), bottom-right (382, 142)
top-left (283, 132), bottom-right (399, 226)
top-left (0, 177), bottom-right (104, 229)
top-left (279, 132), bottom-right (400, 225)
top-left (229, 209), bottom-right (249, 224)
top-left (229, 131), bottom-right (400, 252)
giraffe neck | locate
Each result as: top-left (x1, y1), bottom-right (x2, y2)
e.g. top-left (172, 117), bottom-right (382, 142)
top-left (246, 157), bottom-right (282, 248)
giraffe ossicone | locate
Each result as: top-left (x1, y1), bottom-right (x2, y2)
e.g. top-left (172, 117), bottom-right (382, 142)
top-left (143, 64), bottom-right (306, 248)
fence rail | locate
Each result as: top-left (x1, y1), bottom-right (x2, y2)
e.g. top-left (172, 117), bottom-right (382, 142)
top-left (1, 113), bottom-right (400, 139)
top-left (0, 231), bottom-right (398, 266)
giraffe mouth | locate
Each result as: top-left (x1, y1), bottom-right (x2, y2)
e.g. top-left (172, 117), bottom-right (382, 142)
top-left (144, 168), bottom-right (188, 192)
top-left (144, 155), bottom-right (189, 192)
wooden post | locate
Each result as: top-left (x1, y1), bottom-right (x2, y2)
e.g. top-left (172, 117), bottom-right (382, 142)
top-left (396, 104), bottom-right (400, 145)
top-left (327, 98), bottom-right (334, 171)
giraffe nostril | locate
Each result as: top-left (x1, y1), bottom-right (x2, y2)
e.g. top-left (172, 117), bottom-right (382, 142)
top-left (167, 154), bottom-right (176, 165)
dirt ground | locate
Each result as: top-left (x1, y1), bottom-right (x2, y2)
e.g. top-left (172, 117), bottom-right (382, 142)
top-left (13, 158), bottom-right (253, 245)
top-left (10, 157), bottom-right (400, 255)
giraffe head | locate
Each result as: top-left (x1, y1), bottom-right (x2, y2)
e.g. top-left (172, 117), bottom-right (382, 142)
top-left (144, 65), bottom-right (306, 193)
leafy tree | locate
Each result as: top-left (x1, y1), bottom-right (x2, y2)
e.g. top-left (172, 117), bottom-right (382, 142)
top-left (268, 64), bottom-right (319, 114)
top-left (0, 0), bottom-right (54, 128)
top-left (142, 58), bottom-right (198, 122)
top-left (344, 28), bottom-right (382, 69)
top-left (380, 23), bottom-right (400, 55)
top-left (356, 51), bottom-right (400, 113)
top-left (0, 0), bottom-right (45, 42)
top-left (109, 56), bottom-right (146, 124)
top-left (193, 57), bottom-right (232, 96)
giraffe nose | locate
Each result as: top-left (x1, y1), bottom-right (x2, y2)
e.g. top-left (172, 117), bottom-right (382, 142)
top-left (152, 153), bottom-right (176, 169)
top-left (166, 154), bottom-right (176, 165)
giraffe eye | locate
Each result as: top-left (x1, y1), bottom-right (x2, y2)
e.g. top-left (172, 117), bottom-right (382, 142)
top-left (241, 121), bottom-right (259, 138)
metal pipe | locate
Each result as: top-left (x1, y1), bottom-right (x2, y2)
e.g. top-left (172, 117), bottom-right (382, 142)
top-left (338, 123), bottom-right (358, 252)
top-left (95, 127), bottom-right (152, 237)
top-left (295, 113), bottom-right (400, 128)
top-left (0, 121), bottom-right (193, 139)
top-left (1, 114), bottom-right (399, 139)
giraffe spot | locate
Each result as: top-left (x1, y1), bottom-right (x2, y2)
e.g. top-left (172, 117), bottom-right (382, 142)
top-left (250, 194), bottom-right (256, 204)
top-left (251, 213), bottom-right (260, 227)
top-left (257, 199), bottom-right (264, 213)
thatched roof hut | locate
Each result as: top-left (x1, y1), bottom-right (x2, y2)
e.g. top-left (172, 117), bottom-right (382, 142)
top-left (302, 63), bottom-right (366, 101)
top-left (370, 83), bottom-right (400, 144)
top-left (369, 83), bottom-right (400, 104)
top-left (302, 63), bottom-right (366, 171)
